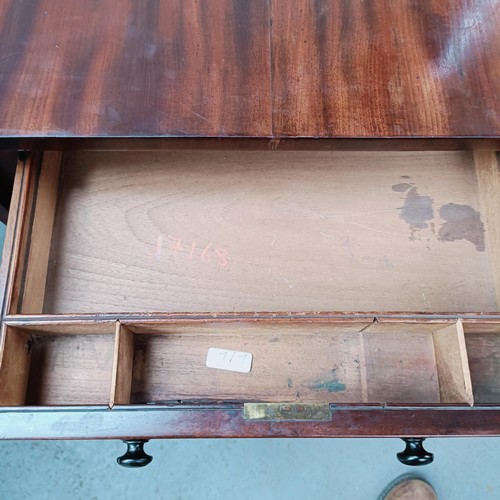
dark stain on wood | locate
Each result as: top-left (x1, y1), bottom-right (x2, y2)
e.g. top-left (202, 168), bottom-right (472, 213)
top-left (392, 182), bottom-right (413, 192)
top-left (438, 203), bottom-right (485, 251)
top-left (398, 186), bottom-right (434, 232)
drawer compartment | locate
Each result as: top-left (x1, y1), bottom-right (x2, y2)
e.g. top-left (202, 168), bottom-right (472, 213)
top-left (1, 149), bottom-right (499, 416)
top-left (464, 323), bottom-right (500, 404)
top-left (0, 325), bottom-right (115, 406)
top-left (128, 321), bottom-right (472, 405)
top-left (9, 150), bottom-right (500, 315)
top-left (0, 320), bottom-right (473, 407)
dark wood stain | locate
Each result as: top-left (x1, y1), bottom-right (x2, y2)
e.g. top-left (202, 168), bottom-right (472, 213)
top-left (398, 186), bottom-right (434, 232)
top-left (438, 203), bottom-right (485, 251)
top-left (392, 183), bottom-right (413, 192)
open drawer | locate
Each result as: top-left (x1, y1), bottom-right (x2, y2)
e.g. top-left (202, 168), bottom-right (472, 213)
top-left (1, 149), bottom-right (500, 420)
top-left (7, 149), bottom-right (500, 314)
top-left (0, 319), bottom-right (475, 406)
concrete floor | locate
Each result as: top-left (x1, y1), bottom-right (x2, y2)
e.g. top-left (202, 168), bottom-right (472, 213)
top-left (1, 222), bottom-right (500, 500)
top-left (2, 438), bottom-right (500, 499)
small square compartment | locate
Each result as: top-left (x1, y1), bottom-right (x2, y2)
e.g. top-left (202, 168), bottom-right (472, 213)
top-left (464, 323), bottom-right (500, 404)
top-left (0, 326), bottom-right (114, 406)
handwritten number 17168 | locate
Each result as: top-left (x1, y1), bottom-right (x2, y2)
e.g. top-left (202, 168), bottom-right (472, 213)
top-left (166, 235), bottom-right (229, 268)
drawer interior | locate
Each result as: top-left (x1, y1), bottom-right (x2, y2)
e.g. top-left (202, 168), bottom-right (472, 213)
top-left (25, 333), bottom-right (114, 405)
top-left (129, 321), bottom-right (469, 405)
top-left (464, 324), bottom-right (500, 404)
top-left (1, 149), bottom-right (499, 410)
top-left (12, 150), bottom-right (500, 315)
top-left (0, 320), bottom-right (475, 407)
top-left (0, 325), bottom-right (115, 406)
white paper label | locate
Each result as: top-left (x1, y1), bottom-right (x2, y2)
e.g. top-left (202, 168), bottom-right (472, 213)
top-left (206, 347), bottom-right (253, 373)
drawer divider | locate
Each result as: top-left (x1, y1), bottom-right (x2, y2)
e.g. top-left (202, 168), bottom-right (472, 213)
top-left (110, 322), bottom-right (135, 407)
top-left (432, 320), bottom-right (473, 406)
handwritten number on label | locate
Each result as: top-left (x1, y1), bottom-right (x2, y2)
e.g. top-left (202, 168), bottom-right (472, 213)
top-left (207, 348), bottom-right (253, 373)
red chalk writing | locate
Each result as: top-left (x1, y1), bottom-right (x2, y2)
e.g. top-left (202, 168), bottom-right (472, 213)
top-left (214, 248), bottom-right (229, 268)
top-left (159, 235), bottom-right (229, 269)
top-left (200, 243), bottom-right (213, 264)
top-left (167, 235), bottom-right (183, 257)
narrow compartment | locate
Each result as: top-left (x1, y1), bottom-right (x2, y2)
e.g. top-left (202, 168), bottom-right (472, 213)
top-left (464, 323), bottom-right (500, 404)
top-left (0, 324), bottom-right (115, 406)
top-left (124, 320), bottom-right (472, 405)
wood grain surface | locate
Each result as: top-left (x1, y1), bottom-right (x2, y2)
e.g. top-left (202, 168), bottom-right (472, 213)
top-left (272, 0), bottom-right (500, 138)
top-left (0, 0), bottom-right (271, 138)
top-left (0, 0), bottom-right (498, 140)
top-left (42, 150), bottom-right (497, 314)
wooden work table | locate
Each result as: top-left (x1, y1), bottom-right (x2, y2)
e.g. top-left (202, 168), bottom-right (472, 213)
top-left (0, 0), bottom-right (499, 467)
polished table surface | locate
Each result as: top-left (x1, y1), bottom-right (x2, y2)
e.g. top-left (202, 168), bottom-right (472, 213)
top-left (0, 0), bottom-right (499, 144)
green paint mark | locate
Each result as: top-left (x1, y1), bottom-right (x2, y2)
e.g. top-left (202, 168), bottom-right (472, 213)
top-left (311, 379), bottom-right (346, 392)
top-left (287, 378), bottom-right (293, 389)
top-left (310, 378), bottom-right (346, 393)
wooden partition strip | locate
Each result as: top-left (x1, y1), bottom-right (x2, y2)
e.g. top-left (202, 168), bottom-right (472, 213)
top-left (474, 151), bottom-right (500, 308)
top-left (0, 326), bottom-right (31, 405)
top-left (19, 152), bottom-right (62, 313)
top-left (432, 320), bottom-right (473, 406)
top-left (7, 313), bottom-right (500, 330)
top-left (0, 155), bottom-right (37, 319)
top-left (110, 322), bottom-right (135, 407)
